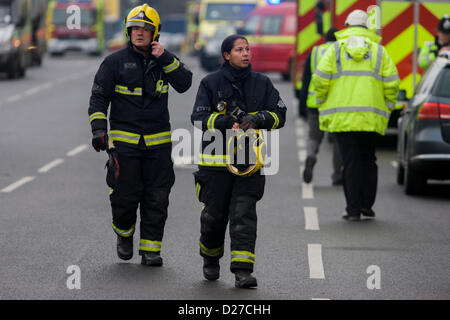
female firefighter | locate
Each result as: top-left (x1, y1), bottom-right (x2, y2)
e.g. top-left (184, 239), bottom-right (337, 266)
top-left (191, 34), bottom-right (286, 288)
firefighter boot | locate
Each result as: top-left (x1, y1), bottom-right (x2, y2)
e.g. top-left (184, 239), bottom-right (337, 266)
top-left (141, 252), bottom-right (163, 267)
top-left (117, 236), bottom-right (133, 261)
top-left (235, 270), bottom-right (257, 289)
top-left (203, 258), bottom-right (220, 281)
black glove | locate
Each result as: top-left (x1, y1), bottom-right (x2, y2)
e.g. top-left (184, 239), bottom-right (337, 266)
top-left (229, 106), bottom-right (246, 122)
top-left (239, 113), bottom-right (265, 131)
top-left (92, 129), bottom-right (108, 152)
top-left (105, 148), bottom-right (119, 188)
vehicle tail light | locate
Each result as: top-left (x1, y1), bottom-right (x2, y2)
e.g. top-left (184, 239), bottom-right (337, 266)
top-left (418, 102), bottom-right (450, 120)
top-left (418, 102), bottom-right (439, 120)
top-left (439, 103), bottom-right (450, 120)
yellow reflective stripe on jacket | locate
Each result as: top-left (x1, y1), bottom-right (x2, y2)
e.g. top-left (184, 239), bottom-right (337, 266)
top-left (266, 111), bottom-right (279, 129)
top-left (109, 130), bottom-right (140, 144)
top-left (195, 182), bottom-right (201, 200)
top-left (199, 154), bottom-right (227, 167)
top-left (112, 222), bottom-right (135, 237)
top-left (231, 251), bottom-right (255, 264)
top-left (163, 58), bottom-right (180, 73)
top-left (207, 113), bottom-right (220, 131)
top-left (143, 131), bottom-right (172, 146)
top-left (114, 85), bottom-right (142, 96)
top-left (89, 112), bottom-right (107, 123)
top-left (161, 85), bottom-right (169, 94)
top-left (139, 239), bottom-right (162, 252)
top-left (200, 241), bottom-right (224, 257)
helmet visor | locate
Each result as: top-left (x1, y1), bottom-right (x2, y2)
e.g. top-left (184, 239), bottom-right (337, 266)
top-left (126, 20), bottom-right (156, 32)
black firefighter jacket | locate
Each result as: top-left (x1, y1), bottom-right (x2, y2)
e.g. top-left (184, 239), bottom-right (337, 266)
top-left (88, 42), bottom-right (192, 150)
top-left (191, 64), bottom-right (287, 171)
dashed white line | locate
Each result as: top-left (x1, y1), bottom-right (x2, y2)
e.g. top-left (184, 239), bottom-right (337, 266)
top-left (304, 207), bottom-right (320, 230)
top-left (391, 160), bottom-right (398, 168)
top-left (1, 176), bottom-right (35, 193)
top-left (297, 138), bottom-right (306, 148)
top-left (66, 144), bottom-right (88, 157)
top-left (5, 95), bottom-right (22, 103)
top-left (37, 158), bottom-right (64, 173)
top-left (308, 244), bottom-right (325, 279)
top-left (302, 182), bottom-right (314, 199)
top-left (296, 126), bottom-right (305, 137)
top-left (298, 149), bottom-right (307, 163)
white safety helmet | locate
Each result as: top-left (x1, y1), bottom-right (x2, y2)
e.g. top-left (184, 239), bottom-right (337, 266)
top-left (345, 9), bottom-right (369, 28)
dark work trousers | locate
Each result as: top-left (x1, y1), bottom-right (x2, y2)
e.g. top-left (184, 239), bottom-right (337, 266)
top-left (109, 145), bottom-right (175, 255)
top-left (306, 108), bottom-right (342, 182)
top-left (334, 132), bottom-right (378, 216)
top-left (193, 169), bottom-right (265, 273)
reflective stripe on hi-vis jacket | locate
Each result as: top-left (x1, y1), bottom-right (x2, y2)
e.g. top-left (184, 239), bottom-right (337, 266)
top-left (163, 58), bottom-right (180, 74)
top-left (114, 85), bottom-right (143, 96)
top-left (199, 154), bottom-right (228, 167)
top-left (89, 112), bottom-right (107, 123)
top-left (139, 239), bottom-right (162, 252)
top-left (231, 251), bottom-right (255, 264)
top-left (200, 241), bottom-right (224, 257)
top-left (112, 222), bottom-right (135, 237)
top-left (109, 130), bottom-right (171, 147)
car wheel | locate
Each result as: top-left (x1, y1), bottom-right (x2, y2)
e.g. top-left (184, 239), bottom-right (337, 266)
top-left (404, 163), bottom-right (426, 195)
top-left (396, 163), bottom-right (404, 185)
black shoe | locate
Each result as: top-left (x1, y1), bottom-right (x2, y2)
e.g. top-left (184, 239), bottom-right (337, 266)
top-left (117, 236), bottom-right (133, 260)
top-left (235, 270), bottom-right (257, 289)
top-left (203, 258), bottom-right (220, 281)
top-left (332, 177), bottom-right (343, 186)
top-left (303, 156), bottom-right (316, 183)
top-left (141, 252), bottom-right (163, 266)
top-left (342, 212), bottom-right (361, 221)
top-left (361, 208), bottom-right (376, 218)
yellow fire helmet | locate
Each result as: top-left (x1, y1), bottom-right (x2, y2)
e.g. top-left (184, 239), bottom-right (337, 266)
top-left (226, 129), bottom-right (266, 177)
top-left (125, 4), bottom-right (161, 41)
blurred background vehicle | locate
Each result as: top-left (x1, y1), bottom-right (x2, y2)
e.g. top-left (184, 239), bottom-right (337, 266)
top-left (238, 1), bottom-right (296, 81)
top-left (0, 0), bottom-right (33, 78)
top-left (199, 23), bottom-right (235, 71)
top-left (195, 0), bottom-right (266, 69)
top-left (159, 13), bottom-right (186, 53)
top-left (47, 0), bottom-right (104, 56)
top-left (396, 51), bottom-right (450, 195)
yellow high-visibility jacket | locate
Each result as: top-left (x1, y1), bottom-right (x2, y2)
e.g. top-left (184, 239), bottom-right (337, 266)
top-left (312, 27), bottom-right (400, 135)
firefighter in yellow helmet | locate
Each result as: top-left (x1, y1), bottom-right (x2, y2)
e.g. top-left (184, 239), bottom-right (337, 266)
top-left (88, 4), bottom-right (192, 266)
top-left (191, 34), bottom-right (286, 288)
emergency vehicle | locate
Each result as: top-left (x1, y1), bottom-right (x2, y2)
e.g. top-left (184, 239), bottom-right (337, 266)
top-left (293, 0), bottom-right (450, 133)
top-left (47, 0), bottom-right (104, 56)
top-left (239, 1), bottom-right (296, 80)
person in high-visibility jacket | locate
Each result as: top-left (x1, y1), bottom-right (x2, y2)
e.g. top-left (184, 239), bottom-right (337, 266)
top-left (312, 10), bottom-right (399, 221)
top-left (418, 14), bottom-right (450, 70)
top-left (88, 4), bottom-right (192, 265)
top-left (300, 27), bottom-right (342, 186)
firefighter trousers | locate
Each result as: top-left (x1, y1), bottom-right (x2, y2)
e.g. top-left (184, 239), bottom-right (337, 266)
top-left (193, 169), bottom-right (265, 273)
top-left (108, 145), bottom-right (175, 256)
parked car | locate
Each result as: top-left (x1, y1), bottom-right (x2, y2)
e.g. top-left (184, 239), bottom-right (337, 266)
top-left (159, 14), bottom-right (186, 53)
top-left (396, 51), bottom-right (450, 195)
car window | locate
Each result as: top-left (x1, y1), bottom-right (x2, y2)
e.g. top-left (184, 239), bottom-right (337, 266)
top-left (261, 16), bottom-right (282, 35)
top-left (242, 15), bottom-right (260, 35)
top-left (416, 63), bottom-right (442, 95)
top-left (433, 67), bottom-right (450, 98)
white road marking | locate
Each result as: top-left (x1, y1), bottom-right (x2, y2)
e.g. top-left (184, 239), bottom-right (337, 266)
top-left (308, 244), bottom-right (325, 279)
top-left (298, 149), bottom-right (307, 163)
top-left (1, 176), bottom-right (35, 193)
top-left (304, 207), bottom-right (320, 230)
top-left (391, 160), bottom-right (398, 168)
top-left (302, 182), bottom-right (314, 199)
top-left (38, 158), bottom-right (64, 173)
top-left (296, 126), bottom-right (305, 137)
top-left (297, 138), bottom-right (306, 148)
top-left (5, 95), bottom-right (22, 103)
top-left (66, 144), bottom-right (88, 157)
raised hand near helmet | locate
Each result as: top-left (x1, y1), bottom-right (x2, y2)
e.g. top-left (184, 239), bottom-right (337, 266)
top-left (151, 41), bottom-right (165, 58)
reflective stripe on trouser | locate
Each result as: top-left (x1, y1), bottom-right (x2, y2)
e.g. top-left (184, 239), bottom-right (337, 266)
top-left (110, 147), bottom-right (175, 248)
top-left (139, 239), bottom-right (162, 253)
top-left (196, 169), bottom-right (265, 272)
top-left (112, 222), bottom-right (135, 238)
